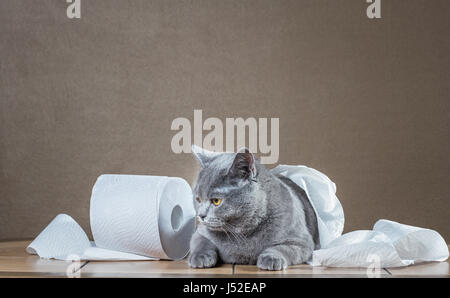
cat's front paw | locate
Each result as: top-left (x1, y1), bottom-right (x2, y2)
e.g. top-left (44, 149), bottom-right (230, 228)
top-left (257, 252), bottom-right (287, 271)
top-left (188, 251), bottom-right (218, 268)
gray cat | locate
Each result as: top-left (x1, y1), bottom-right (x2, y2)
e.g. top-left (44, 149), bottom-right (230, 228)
top-left (188, 146), bottom-right (320, 270)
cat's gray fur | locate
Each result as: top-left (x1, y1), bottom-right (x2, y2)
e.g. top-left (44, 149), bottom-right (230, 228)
top-left (188, 146), bottom-right (319, 270)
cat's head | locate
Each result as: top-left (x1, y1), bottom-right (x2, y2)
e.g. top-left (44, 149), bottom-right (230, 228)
top-left (191, 145), bottom-right (266, 233)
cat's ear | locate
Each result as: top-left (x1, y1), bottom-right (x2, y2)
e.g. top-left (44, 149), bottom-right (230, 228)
top-left (191, 144), bottom-right (221, 167)
top-left (229, 147), bottom-right (257, 181)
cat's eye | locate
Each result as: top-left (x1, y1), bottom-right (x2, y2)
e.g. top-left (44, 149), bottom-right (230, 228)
top-left (196, 197), bottom-right (201, 203)
top-left (211, 198), bottom-right (222, 206)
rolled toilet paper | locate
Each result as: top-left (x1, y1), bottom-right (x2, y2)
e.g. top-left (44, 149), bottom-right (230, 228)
top-left (90, 175), bottom-right (196, 260)
top-left (27, 175), bottom-right (196, 261)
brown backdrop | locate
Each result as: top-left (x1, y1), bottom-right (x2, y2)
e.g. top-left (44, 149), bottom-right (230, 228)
top-left (1, 0), bottom-right (449, 241)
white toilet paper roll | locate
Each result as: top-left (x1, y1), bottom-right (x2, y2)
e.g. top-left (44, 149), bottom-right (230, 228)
top-left (90, 175), bottom-right (196, 260)
top-left (27, 175), bottom-right (196, 261)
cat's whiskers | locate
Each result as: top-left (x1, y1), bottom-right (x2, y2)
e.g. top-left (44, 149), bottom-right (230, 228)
top-left (226, 228), bottom-right (243, 247)
top-left (223, 223), bottom-right (249, 248)
top-left (224, 221), bottom-right (248, 237)
top-left (220, 227), bottom-right (236, 246)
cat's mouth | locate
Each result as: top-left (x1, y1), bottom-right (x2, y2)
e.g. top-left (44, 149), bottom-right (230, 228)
top-left (201, 219), bottom-right (224, 230)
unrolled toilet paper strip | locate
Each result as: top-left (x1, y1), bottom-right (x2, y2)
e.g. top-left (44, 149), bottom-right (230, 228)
top-left (26, 175), bottom-right (196, 261)
top-left (26, 214), bottom-right (156, 261)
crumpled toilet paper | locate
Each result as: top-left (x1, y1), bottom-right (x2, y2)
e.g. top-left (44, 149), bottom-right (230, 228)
top-left (311, 219), bottom-right (449, 267)
top-left (273, 165), bottom-right (449, 268)
top-left (26, 175), bottom-right (196, 261)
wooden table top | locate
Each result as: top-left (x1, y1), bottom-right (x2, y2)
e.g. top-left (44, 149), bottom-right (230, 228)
top-left (0, 240), bottom-right (448, 278)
